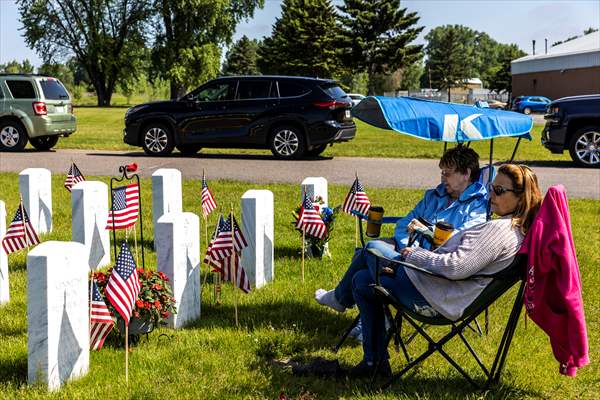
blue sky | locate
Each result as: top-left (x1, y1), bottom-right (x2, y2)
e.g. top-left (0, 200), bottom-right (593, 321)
top-left (1, 0), bottom-right (599, 67)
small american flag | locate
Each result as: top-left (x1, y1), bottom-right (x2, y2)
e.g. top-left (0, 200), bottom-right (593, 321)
top-left (201, 171), bottom-right (217, 217)
top-left (64, 162), bottom-right (85, 192)
top-left (90, 279), bottom-right (114, 350)
top-left (295, 193), bottom-right (327, 240)
top-left (106, 184), bottom-right (139, 230)
top-left (105, 243), bottom-right (140, 325)
top-left (342, 177), bottom-right (371, 215)
top-left (211, 252), bottom-right (251, 293)
top-left (204, 213), bottom-right (247, 265)
top-left (2, 203), bottom-right (40, 254)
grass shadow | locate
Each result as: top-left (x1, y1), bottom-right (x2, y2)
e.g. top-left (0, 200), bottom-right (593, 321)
top-left (85, 151), bottom-right (333, 162)
top-left (274, 245), bottom-right (303, 259)
top-left (0, 357), bottom-right (27, 386)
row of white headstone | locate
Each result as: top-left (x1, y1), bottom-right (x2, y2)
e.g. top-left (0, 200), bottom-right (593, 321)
top-left (0, 167), bottom-right (329, 391)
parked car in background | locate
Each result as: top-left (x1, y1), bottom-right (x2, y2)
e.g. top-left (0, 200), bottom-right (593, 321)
top-left (347, 93), bottom-right (366, 107)
top-left (543, 94), bottom-right (600, 168)
top-left (124, 76), bottom-right (356, 159)
top-left (0, 74), bottom-right (76, 151)
top-left (512, 95), bottom-right (551, 114)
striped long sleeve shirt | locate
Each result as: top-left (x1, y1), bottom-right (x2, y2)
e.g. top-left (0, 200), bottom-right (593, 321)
top-left (404, 216), bottom-right (524, 321)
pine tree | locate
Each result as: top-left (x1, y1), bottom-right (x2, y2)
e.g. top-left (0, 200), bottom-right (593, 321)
top-left (222, 36), bottom-right (261, 76)
top-left (337, 0), bottom-right (423, 95)
top-left (424, 25), bottom-right (476, 101)
top-left (257, 0), bottom-right (341, 78)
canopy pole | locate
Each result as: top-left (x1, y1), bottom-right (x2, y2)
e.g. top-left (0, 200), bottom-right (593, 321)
top-left (443, 142), bottom-right (448, 153)
top-left (510, 137), bottom-right (522, 163)
top-left (489, 138), bottom-right (494, 168)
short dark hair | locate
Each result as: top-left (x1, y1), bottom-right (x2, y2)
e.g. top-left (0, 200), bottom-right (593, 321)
top-left (439, 146), bottom-right (480, 182)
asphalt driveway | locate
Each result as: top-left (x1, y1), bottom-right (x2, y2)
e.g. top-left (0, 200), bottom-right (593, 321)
top-left (0, 149), bottom-right (598, 199)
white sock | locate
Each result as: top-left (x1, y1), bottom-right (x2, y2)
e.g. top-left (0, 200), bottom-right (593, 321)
top-left (315, 289), bottom-right (346, 312)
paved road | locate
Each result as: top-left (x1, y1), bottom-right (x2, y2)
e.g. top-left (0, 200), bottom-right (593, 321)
top-left (1, 149), bottom-right (598, 199)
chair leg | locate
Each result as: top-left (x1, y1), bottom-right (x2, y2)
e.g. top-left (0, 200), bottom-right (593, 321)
top-left (332, 314), bottom-right (360, 353)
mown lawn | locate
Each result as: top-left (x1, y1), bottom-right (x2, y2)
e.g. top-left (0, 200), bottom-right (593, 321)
top-left (50, 107), bottom-right (572, 163)
top-left (0, 173), bottom-right (597, 399)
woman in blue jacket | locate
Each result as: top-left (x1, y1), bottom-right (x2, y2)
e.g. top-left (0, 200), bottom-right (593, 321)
top-left (316, 146), bottom-right (489, 315)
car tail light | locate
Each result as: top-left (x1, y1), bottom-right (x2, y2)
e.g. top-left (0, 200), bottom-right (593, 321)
top-left (32, 102), bottom-right (47, 116)
top-left (67, 104), bottom-right (73, 114)
top-left (313, 100), bottom-right (351, 109)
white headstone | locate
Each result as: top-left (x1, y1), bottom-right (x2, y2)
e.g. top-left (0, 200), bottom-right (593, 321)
top-left (241, 190), bottom-right (274, 288)
top-left (0, 200), bottom-right (8, 304)
top-left (152, 169), bottom-right (183, 248)
top-left (156, 212), bottom-right (200, 328)
top-left (27, 241), bottom-right (89, 391)
top-left (301, 177), bottom-right (328, 208)
top-left (71, 181), bottom-right (110, 269)
top-left (19, 168), bottom-right (52, 234)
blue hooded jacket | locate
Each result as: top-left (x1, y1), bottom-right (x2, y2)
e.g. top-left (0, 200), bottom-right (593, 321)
top-left (393, 181), bottom-right (489, 249)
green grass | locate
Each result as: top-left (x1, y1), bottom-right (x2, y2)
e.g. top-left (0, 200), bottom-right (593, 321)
top-left (0, 173), bottom-right (597, 399)
top-left (51, 107), bottom-right (571, 163)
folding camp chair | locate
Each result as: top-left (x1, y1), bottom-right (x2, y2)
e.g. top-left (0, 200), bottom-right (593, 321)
top-left (331, 164), bottom-right (496, 354)
top-left (366, 246), bottom-right (526, 390)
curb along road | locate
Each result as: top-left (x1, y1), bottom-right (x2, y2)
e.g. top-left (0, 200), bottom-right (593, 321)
top-left (0, 149), bottom-right (598, 199)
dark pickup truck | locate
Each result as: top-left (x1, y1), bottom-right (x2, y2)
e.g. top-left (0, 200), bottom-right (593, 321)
top-left (543, 94), bottom-right (600, 167)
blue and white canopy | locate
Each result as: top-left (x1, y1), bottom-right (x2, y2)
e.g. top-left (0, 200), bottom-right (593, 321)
top-left (352, 96), bottom-right (533, 142)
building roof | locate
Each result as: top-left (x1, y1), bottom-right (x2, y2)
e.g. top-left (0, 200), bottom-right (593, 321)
top-left (512, 31), bottom-right (600, 74)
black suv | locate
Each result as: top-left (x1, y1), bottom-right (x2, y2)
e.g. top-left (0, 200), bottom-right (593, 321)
top-left (123, 76), bottom-right (356, 158)
top-left (543, 94), bottom-right (600, 168)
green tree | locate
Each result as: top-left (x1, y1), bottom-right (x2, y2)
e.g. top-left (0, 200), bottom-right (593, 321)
top-left (424, 25), bottom-right (476, 101)
top-left (488, 44), bottom-right (526, 97)
top-left (337, 0), bottom-right (423, 95)
top-left (257, 0), bottom-right (341, 78)
top-left (400, 60), bottom-right (424, 90)
top-left (222, 35), bottom-right (261, 75)
top-left (152, 0), bottom-right (264, 99)
top-left (0, 59), bottom-right (34, 74)
top-left (37, 63), bottom-right (75, 88)
top-left (17, 0), bottom-right (152, 106)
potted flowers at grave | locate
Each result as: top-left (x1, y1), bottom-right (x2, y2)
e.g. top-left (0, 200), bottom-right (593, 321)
top-left (93, 268), bottom-right (177, 338)
top-left (292, 196), bottom-right (340, 258)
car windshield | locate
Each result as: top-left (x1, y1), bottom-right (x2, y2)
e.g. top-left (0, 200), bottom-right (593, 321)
top-left (39, 78), bottom-right (69, 100)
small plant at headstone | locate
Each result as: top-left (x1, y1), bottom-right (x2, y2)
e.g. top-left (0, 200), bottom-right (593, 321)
top-left (93, 268), bottom-right (177, 329)
top-left (292, 196), bottom-right (340, 258)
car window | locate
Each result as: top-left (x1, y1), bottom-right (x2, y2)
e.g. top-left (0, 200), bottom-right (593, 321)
top-left (188, 82), bottom-right (236, 102)
top-left (6, 80), bottom-right (36, 99)
top-left (278, 81), bottom-right (310, 98)
top-left (0, 84), bottom-right (4, 99)
top-left (236, 81), bottom-right (272, 100)
top-left (39, 78), bottom-right (70, 100)
top-left (320, 84), bottom-right (347, 99)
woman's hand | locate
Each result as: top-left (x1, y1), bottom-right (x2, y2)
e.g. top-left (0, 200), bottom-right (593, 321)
top-left (407, 218), bottom-right (426, 233)
top-left (400, 247), bottom-right (415, 257)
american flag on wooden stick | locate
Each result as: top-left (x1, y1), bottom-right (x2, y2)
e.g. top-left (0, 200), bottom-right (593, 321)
top-left (2, 203), bottom-right (40, 254)
top-left (64, 162), bottom-right (85, 192)
top-left (211, 252), bottom-right (251, 293)
top-left (342, 176), bottom-right (371, 215)
top-left (90, 279), bottom-right (114, 350)
top-left (106, 184), bottom-right (139, 230)
top-left (201, 171), bottom-right (217, 217)
top-left (105, 243), bottom-right (140, 325)
top-left (295, 193), bottom-right (327, 240)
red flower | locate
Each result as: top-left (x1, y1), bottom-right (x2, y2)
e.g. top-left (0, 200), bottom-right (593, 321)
top-left (162, 311), bottom-right (170, 318)
top-left (144, 301), bottom-right (151, 310)
top-left (151, 283), bottom-right (163, 291)
top-left (133, 311), bottom-right (140, 318)
top-left (136, 299), bottom-right (144, 309)
top-left (158, 272), bottom-right (168, 281)
top-left (154, 300), bottom-right (161, 310)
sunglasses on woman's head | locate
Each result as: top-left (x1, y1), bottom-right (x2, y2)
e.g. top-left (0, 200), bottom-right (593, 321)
top-left (488, 184), bottom-right (520, 196)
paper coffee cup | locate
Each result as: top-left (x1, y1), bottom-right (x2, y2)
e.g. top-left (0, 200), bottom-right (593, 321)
top-left (366, 206), bottom-right (384, 238)
top-left (432, 221), bottom-right (454, 247)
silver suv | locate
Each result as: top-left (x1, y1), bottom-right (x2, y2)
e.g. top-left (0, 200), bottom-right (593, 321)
top-left (0, 74), bottom-right (76, 151)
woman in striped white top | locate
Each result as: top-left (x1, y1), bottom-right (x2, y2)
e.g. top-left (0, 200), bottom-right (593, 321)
top-left (348, 164), bottom-right (543, 378)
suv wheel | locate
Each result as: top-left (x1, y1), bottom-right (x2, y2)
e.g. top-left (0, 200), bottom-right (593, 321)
top-left (0, 121), bottom-right (28, 151)
top-left (306, 144), bottom-right (327, 157)
top-left (142, 123), bottom-right (174, 156)
top-left (30, 135), bottom-right (59, 151)
top-left (176, 144), bottom-right (202, 156)
top-left (270, 125), bottom-right (306, 159)
top-left (569, 126), bottom-right (600, 168)
top-left (523, 107), bottom-right (532, 115)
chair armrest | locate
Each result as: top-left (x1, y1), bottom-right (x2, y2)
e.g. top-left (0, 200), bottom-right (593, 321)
top-left (366, 247), bottom-right (453, 280)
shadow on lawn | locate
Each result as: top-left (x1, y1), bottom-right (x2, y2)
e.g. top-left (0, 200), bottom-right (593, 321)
top-left (86, 151), bottom-right (332, 162)
top-left (0, 357), bottom-right (27, 386)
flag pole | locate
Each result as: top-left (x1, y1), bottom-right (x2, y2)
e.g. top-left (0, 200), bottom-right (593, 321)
top-left (133, 224), bottom-right (139, 267)
top-left (125, 323), bottom-right (129, 385)
top-left (201, 214), bottom-right (210, 298)
top-left (301, 228), bottom-right (305, 283)
top-left (354, 171), bottom-right (358, 248)
top-left (230, 206), bottom-right (238, 327)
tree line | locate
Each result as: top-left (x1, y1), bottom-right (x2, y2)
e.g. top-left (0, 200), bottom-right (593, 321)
top-left (7, 0), bottom-right (527, 106)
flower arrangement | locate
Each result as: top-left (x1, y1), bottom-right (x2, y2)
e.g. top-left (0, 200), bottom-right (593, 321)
top-left (93, 268), bottom-right (177, 330)
top-left (292, 196), bottom-right (340, 258)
